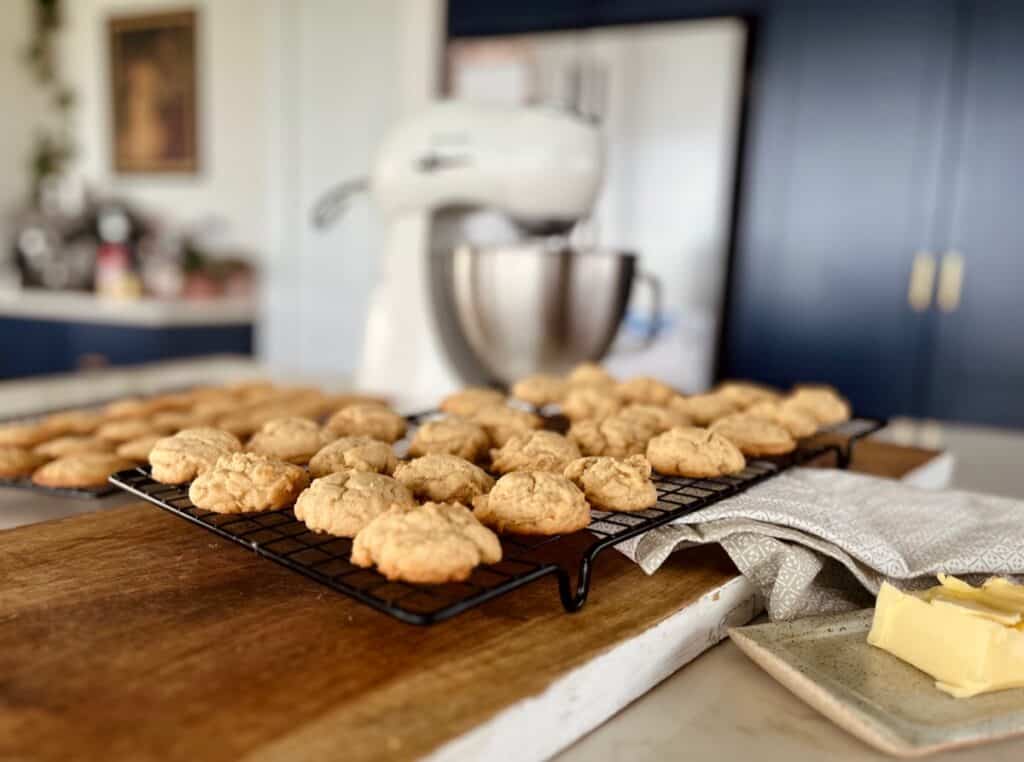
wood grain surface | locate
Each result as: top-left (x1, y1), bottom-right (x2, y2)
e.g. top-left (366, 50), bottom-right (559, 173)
top-left (0, 438), bottom-right (928, 762)
top-left (0, 503), bottom-right (739, 762)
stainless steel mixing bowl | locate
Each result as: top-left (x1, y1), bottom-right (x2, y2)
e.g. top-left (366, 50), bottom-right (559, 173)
top-left (430, 241), bottom-right (662, 386)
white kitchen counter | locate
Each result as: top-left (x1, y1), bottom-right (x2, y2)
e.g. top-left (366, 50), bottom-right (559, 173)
top-left (0, 289), bottom-right (257, 326)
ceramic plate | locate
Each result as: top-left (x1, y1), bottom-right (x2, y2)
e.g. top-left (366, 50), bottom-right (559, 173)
top-left (729, 609), bottom-right (1024, 757)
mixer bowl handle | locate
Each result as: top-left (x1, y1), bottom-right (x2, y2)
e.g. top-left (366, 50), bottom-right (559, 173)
top-left (633, 269), bottom-right (664, 348)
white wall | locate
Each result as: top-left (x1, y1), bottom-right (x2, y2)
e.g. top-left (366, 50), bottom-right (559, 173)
top-left (60, 0), bottom-right (275, 256)
top-left (0, 0), bottom-right (48, 254)
top-left (262, 0), bottom-right (442, 376)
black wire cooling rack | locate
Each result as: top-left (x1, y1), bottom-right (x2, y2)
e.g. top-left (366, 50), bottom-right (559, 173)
top-left (109, 416), bottom-right (884, 626)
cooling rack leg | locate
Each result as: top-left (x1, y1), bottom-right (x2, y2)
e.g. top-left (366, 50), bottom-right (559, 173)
top-left (556, 556), bottom-right (595, 613)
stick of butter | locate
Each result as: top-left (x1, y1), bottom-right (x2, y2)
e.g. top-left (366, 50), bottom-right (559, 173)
top-left (867, 575), bottom-right (1024, 698)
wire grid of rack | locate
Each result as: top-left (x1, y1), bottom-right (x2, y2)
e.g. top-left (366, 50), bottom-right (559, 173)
top-left (109, 415), bottom-right (883, 625)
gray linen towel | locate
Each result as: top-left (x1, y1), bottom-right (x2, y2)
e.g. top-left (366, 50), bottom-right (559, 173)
top-left (615, 468), bottom-right (1024, 620)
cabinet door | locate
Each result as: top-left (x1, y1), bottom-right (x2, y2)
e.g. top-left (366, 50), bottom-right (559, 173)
top-left (721, 0), bottom-right (956, 418)
top-left (924, 0), bottom-right (1024, 427)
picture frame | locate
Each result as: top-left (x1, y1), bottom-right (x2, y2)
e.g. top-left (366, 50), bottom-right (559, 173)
top-left (108, 9), bottom-right (199, 174)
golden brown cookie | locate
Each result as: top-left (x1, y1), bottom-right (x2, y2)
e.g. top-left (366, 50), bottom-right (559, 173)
top-left (95, 418), bottom-right (167, 443)
top-left (787, 386), bottom-right (852, 426)
top-left (308, 436), bottom-right (397, 477)
top-left (149, 427), bottom-right (243, 484)
top-left (294, 471), bottom-right (415, 538)
top-left (561, 385), bottom-right (623, 422)
top-left (116, 434), bottom-right (164, 463)
top-left (745, 400), bottom-right (819, 438)
top-left (394, 454), bottom-right (494, 503)
top-left (188, 453), bottom-right (309, 514)
top-left (40, 409), bottom-right (103, 436)
top-left (563, 454), bottom-right (658, 512)
top-left (667, 393), bottom-right (739, 426)
top-left (568, 415), bottom-right (651, 457)
top-left (511, 373), bottom-right (569, 407)
top-left (34, 435), bottom-right (113, 458)
top-left (567, 362), bottom-right (615, 387)
top-left (0, 446), bottom-right (50, 479)
top-left (151, 409), bottom-right (216, 431)
top-left (439, 386), bottom-right (507, 417)
top-left (490, 430), bottom-right (581, 474)
top-left (407, 418), bottom-right (490, 462)
top-left (469, 404), bottom-right (543, 448)
top-left (0, 422), bottom-right (49, 448)
top-left (617, 403), bottom-right (691, 435)
top-left (102, 396), bottom-right (172, 419)
top-left (710, 414), bottom-right (796, 457)
top-left (473, 472), bottom-right (591, 535)
top-left (325, 403), bottom-right (407, 443)
top-left (31, 453), bottom-right (136, 489)
top-left (351, 502), bottom-right (502, 584)
top-left (246, 417), bottom-right (336, 464)
top-left (646, 426), bottom-right (746, 478)
top-left (616, 376), bottom-right (677, 406)
top-left (714, 380), bottom-right (782, 409)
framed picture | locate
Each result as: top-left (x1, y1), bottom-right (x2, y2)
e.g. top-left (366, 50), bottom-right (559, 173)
top-left (108, 10), bottom-right (198, 173)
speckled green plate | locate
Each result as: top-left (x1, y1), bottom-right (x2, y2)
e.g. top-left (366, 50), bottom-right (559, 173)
top-left (729, 609), bottom-right (1024, 757)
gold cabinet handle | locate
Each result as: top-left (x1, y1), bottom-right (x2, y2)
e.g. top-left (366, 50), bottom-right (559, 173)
top-left (936, 250), bottom-right (964, 313)
top-left (907, 251), bottom-right (937, 312)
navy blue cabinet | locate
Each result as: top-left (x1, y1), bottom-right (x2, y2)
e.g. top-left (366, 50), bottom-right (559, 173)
top-left (723, 0), bottom-right (958, 419)
top-left (921, 0), bottom-right (1024, 427)
top-left (0, 318), bottom-right (253, 379)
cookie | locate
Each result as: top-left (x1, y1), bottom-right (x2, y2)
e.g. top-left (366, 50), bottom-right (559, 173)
top-left (616, 376), bottom-right (677, 406)
top-left (151, 409), bottom-right (215, 431)
top-left (31, 453), bottom-right (136, 489)
top-left (0, 422), bottom-right (49, 448)
top-left (567, 362), bottom-right (615, 387)
top-left (394, 454), bottom-right (494, 503)
top-left (710, 414), bottom-right (796, 457)
top-left (102, 396), bottom-right (172, 419)
top-left (40, 409), bottom-right (103, 436)
top-left (439, 387), bottom-right (507, 417)
top-left (308, 436), bottom-right (397, 477)
top-left (407, 418), bottom-right (490, 462)
top-left (563, 454), bottom-right (658, 512)
top-left (294, 471), bottom-right (415, 537)
top-left (116, 434), bottom-right (164, 463)
top-left (215, 409), bottom-right (268, 438)
top-left (188, 452), bottom-right (309, 514)
top-left (561, 385), bottom-right (622, 422)
top-left (95, 418), bottom-right (167, 443)
top-left (787, 386), bottom-right (851, 426)
top-left (568, 415), bottom-right (651, 457)
top-left (34, 435), bottom-right (113, 458)
top-left (646, 426), bottom-right (746, 478)
top-left (351, 502), bottom-right (502, 584)
top-left (469, 404), bottom-right (542, 447)
top-left (473, 472), bottom-right (590, 535)
top-left (715, 380), bottom-right (782, 409)
top-left (149, 427), bottom-right (243, 484)
top-left (667, 393), bottom-right (739, 426)
top-left (490, 430), bottom-right (581, 474)
top-left (511, 374), bottom-right (569, 407)
top-left (246, 417), bottom-right (336, 464)
top-left (746, 400), bottom-right (819, 438)
top-left (0, 446), bottom-right (50, 479)
top-left (325, 403), bottom-right (407, 443)
top-left (617, 403), bottom-right (691, 435)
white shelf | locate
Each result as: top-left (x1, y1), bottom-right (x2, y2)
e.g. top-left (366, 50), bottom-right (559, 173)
top-left (0, 290), bottom-right (257, 327)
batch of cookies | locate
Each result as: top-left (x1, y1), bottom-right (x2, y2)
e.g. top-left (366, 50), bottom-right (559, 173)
top-left (0, 366), bottom-right (851, 587)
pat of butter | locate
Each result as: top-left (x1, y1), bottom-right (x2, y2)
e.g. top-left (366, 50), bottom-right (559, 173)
top-left (867, 576), bottom-right (1024, 698)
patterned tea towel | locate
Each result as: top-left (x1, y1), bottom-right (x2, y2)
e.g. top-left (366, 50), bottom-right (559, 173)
top-left (615, 468), bottom-right (1024, 620)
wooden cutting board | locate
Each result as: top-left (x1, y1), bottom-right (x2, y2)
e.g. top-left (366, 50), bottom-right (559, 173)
top-left (0, 439), bottom-right (942, 762)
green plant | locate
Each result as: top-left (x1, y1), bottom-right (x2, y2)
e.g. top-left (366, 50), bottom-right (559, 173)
top-left (25, 0), bottom-right (76, 206)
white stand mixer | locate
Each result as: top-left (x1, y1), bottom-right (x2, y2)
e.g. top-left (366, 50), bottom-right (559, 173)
top-left (312, 101), bottom-right (660, 411)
